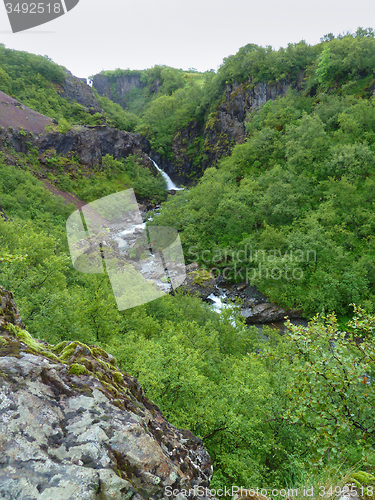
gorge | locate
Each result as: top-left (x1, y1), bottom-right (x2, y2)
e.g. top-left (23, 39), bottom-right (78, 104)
top-left (1, 33), bottom-right (375, 494)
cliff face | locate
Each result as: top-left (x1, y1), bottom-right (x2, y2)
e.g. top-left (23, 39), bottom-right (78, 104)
top-left (40, 126), bottom-right (148, 168)
top-left (93, 74), bottom-right (144, 106)
top-left (166, 76), bottom-right (304, 183)
top-left (0, 87), bottom-right (151, 171)
top-left (0, 286), bottom-right (213, 500)
top-left (93, 72), bottom-right (303, 184)
top-left (61, 71), bottom-right (103, 114)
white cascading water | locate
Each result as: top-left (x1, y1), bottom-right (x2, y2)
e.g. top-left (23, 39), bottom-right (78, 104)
top-left (109, 159), bottom-right (183, 292)
top-left (149, 158), bottom-right (183, 191)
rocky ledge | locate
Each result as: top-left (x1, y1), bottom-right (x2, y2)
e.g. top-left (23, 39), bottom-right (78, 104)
top-left (181, 263), bottom-right (217, 300)
top-left (224, 283), bottom-right (302, 324)
top-left (39, 126), bottom-right (147, 168)
top-left (0, 286), bottom-right (212, 500)
top-left (240, 301), bottom-right (302, 324)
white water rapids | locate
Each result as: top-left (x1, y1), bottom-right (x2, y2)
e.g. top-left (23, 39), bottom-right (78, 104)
top-left (107, 160), bottom-right (184, 295)
top-left (149, 158), bottom-right (183, 191)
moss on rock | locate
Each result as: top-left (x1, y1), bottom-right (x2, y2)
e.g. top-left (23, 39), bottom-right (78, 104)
top-left (58, 341), bottom-right (92, 362)
top-left (190, 269), bottom-right (213, 285)
top-left (113, 371), bottom-right (124, 384)
top-left (68, 363), bottom-right (89, 376)
top-left (4, 323), bottom-right (60, 361)
top-left (1, 299), bottom-right (133, 405)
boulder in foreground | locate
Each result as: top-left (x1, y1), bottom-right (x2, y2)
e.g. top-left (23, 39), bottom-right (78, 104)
top-left (0, 286), bottom-right (212, 500)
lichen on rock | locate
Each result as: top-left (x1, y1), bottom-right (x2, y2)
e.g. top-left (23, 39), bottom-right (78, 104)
top-left (0, 286), bottom-right (213, 499)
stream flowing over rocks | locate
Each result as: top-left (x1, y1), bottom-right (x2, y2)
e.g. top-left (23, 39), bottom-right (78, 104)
top-left (0, 286), bottom-right (213, 500)
top-left (226, 283), bottom-right (302, 324)
top-left (180, 265), bottom-right (304, 326)
top-left (212, 281), bottom-right (303, 326)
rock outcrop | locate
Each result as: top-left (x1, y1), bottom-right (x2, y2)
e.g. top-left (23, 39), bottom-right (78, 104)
top-left (165, 76), bottom-right (304, 183)
top-left (61, 71), bottom-right (102, 114)
top-left (0, 286), bottom-right (213, 500)
top-left (93, 73), bottom-right (144, 107)
top-left (224, 283), bottom-right (301, 324)
top-left (0, 204), bottom-right (8, 221)
top-left (181, 263), bottom-right (217, 300)
top-left (39, 126), bottom-right (153, 170)
top-left (0, 90), bottom-right (152, 172)
top-left (240, 301), bottom-right (302, 324)
top-left (0, 287), bottom-right (24, 328)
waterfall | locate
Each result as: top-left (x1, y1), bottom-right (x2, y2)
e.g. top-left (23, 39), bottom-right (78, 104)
top-left (149, 158), bottom-right (183, 191)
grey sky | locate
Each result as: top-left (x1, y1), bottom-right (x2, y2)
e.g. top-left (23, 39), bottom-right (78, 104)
top-left (0, 0), bottom-right (374, 78)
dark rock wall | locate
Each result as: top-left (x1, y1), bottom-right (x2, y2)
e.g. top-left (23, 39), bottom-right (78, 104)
top-left (92, 74), bottom-right (144, 106)
top-left (61, 72), bottom-right (103, 114)
top-left (39, 126), bottom-right (147, 168)
top-left (168, 76), bottom-right (304, 184)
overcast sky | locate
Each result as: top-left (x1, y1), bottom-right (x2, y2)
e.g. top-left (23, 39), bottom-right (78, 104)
top-left (0, 0), bottom-right (374, 78)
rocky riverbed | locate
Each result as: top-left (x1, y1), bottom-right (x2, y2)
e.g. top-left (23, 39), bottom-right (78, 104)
top-left (180, 266), bottom-right (305, 326)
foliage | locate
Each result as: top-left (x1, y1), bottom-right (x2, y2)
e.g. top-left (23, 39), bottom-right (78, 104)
top-left (65, 154), bottom-right (167, 204)
top-left (57, 117), bottom-right (72, 133)
top-left (218, 40), bottom-right (319, 85)
top-left (0, 252), bottom-right (27, 263)
top-left (0, 45), bottom-right (94, 125)
top-left (305, 29), bottom-right (375, 94)
top-left (135, 83), bottom-right (204, 158)
top-left (2, 32), bottom-right (375, 494)
top-left (151, 86), bottom-right (375, 316)
top-left (283, 308), bottom-right (375, 466)
top-left (0, 45), bottom-right (137, 131)
top-left (28, 150), bottom-right (167, 205)
top-left (99, 30), bottom-right (375, 165)
top-left (95, 92), bottom-right (139, 131)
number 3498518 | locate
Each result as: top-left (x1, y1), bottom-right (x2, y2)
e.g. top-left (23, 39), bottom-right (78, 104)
top-left (5, 3), bottom-right (62, 14)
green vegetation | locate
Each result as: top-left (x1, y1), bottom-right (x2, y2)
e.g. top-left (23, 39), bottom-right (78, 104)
top-left (40, 152), bottom-right (167, 204)
top-left (95, 92), bottom-right (139, 131)
top-left (1, 138), bottom-right (375, 495)
top-left (0, 44), bottom-right (94, 125)
top-left (0, 44), bottom-right (138, 131)
top-left (97, 28), bottom-right (375, 170)
top-left (2, 144), bottom-right (167, 204)
top-left (1, 30), bottom-right (375, 495)
top-left (96, 65), bottom-right (209, 159)
top-left (68, 363), bottom-right (89, 375)
top-left (151, 30), bottom-right (375, 317)
top-left (135, 82), bottom-right (204, 158)
top-left (97, 65), bottom-right (205, 113)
